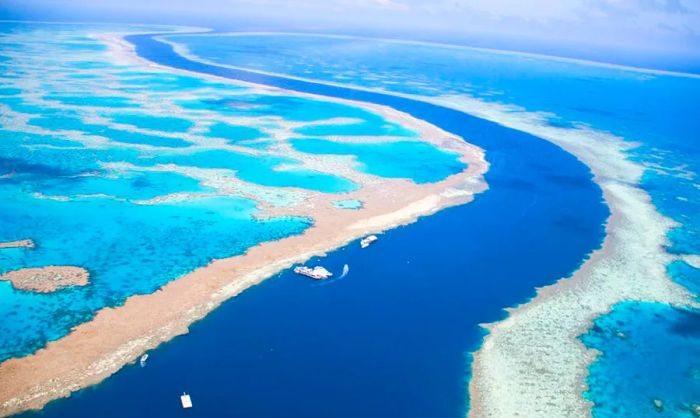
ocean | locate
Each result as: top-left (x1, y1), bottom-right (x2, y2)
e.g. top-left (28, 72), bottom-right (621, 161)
top-left (16, 27), bottom-right (608, 418)
top-left (156, 32), bottom-right (700, 417)
top-left (5, 23), bottom-right (695, 418)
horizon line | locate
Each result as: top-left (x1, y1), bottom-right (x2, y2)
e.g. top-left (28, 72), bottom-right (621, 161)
top-left (1, 18), bottom-right (699, 79)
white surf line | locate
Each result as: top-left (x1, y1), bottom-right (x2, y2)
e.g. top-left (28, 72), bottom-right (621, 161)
top-left (151, 37), bottom-right (700, 417)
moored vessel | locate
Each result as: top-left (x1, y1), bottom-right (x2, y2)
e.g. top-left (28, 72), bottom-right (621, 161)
top-left (360, 235), bottom-right (378, 248)
top-left (180, 392), bottom-right (193, 409)
top-left (293, 265), bottom-right (333, 280)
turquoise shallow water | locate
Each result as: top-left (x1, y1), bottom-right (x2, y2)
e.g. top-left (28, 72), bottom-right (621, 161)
top-left (0, 191), bottom-right (311, 359)
top-left (0, 23), bottom-right (465, 362)
top-left (581, 302), bottom-right (700, 417)
top-left (291, 138), bottom-right (465, 183)
top-left (148, 150), bottom-right (361, 193)
top-left (166, 32), bottom-right (700, 416)
top-left (205, 121), bottom-right (265, 143)
top-left (332, 199), bottom-right (363, 209)
top-left (109, 113), bottom-right (195, 133)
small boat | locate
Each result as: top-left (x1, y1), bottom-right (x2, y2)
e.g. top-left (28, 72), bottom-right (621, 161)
top-left (339, 264), bottom-right (350, 279)
top-left (180, 392), bottom-right (193, 409)
top-left (294, 265), bottom-right (333, 280)
top-left (139, 354), bottom-right (148, 367)
top-left (360, 235), bottom-right (378, 249)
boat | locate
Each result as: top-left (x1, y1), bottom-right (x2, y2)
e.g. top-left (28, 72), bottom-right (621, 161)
top-left (180, 392), bottom-right (193, 409)
top-left (339, 264), bottom-right (350, 278)
top-left (293, 265), bottom-right (333, 280)
top-left (360, 235), bottom-right (378, 248)
top-left (139, 353), bottom-right (148, 367)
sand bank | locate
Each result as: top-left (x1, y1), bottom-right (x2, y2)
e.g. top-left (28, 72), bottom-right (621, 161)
top-left (0, 34), bottom-right (488, 417)
top-left (0, 240), bottom-right (35, 249)
top-left (0, 266), bottom-right (89, 293)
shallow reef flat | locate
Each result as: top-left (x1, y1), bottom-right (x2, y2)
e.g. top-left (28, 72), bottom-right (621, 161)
top-left (0, 23), bottom-right (488, 416)
top-left (0, 266), bottom-right (89, 293)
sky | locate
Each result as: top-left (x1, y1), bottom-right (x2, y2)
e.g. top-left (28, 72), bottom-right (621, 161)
top-left (2, 0), bottom-right (700, 69)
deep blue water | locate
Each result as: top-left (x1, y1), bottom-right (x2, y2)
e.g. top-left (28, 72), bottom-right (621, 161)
top-left (14, 33), bottom-right (608, 418)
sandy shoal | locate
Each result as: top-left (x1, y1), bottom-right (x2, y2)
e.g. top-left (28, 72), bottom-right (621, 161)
top-left (0, 240), bottom-right (35, 249)
top-left (0, 266), bottom-right (89, 293)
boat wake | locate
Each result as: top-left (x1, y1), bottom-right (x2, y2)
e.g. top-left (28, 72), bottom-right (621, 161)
top-left (314, 264), bottom-right (349, 286)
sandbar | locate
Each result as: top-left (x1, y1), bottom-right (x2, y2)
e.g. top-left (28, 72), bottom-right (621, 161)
top-left (0, 266), bottom-right (89, 293)
top-left (0, 240), bottom-right (35, 249)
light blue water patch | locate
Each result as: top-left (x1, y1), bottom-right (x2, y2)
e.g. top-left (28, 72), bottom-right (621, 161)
top-left (1, 97), bottom-right (75, 116)
top-left (33, 171), bottom-right (208, 201)
top-left (69, 61), bottom-right (114, 70)
top-left (582, 302), bottom-right (700, 418)
top-left (296, 120), bottom-right (417, 137)
top-left (295, 111), bottom-right (418, 137)
top-left (0, 131), bottom-right (141, 176)
top-left (0, 87), bottom-right (21, 95)
top-left (114, 70), bottom-right (234, 92)
top-left (237, 139), bottom-right (276, 150)
top-left (148, 150), bottom-right (359, 193)
top-left (109, 113), bottom-right (194, 133)
top-left (55, 41), bottom-right (107, 52)
top-left (291, 138), bottom-right (465, 183)
top-left (29, 115), bottom-right (192, 148)
top-left (205, 121), bottom-right (265, 143)
top-left (28, 115), bottom-right (97, 131)
top-left (44, 94), bottom-right (136, 108)
top-left (668, 260), bottom-right (700, 298)
top-left (637, 164), bottom-right (700, 257)
top-left (66, 73), bottom-right (100, 80)
top-left (0, 130), bottom-right (84, 148)
top-left (333, 199), bottom-right (363, 209)
top-left (179, 94), bottom-right (394, 123)
top-left (0, 192), bottom-right (312, 361)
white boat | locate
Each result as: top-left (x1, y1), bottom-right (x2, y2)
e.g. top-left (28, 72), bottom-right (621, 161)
top-left (339, 264), bottom-right (350, 279)
top-left (180, 392), bottom-right (193, 409)
top-left (139, 354), bottom-right (148, 367)
top-left (293, 265), bottom-right (333, 280)
top-left (360, 235), bottom-right (378, 248)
